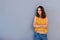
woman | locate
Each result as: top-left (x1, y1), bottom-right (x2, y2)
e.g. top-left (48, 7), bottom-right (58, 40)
top-left (33, 6), bottom-right (48, 40)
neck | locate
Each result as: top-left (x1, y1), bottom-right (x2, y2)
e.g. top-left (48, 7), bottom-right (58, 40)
top-left (39, 14), bottom-right (41, 17)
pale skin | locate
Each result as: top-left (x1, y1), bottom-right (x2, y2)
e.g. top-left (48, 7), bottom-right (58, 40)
top-left (33, 8), bottom-right (48, 33)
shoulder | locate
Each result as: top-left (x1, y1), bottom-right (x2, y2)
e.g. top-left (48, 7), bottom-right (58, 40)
top-left (46, 16), bottom-right (48, 19)
top-left (33, 16), bottom-right (38, 21)
top-left (45, 16), bottom-right (48, 21)
top-left (34, 16), bottom-right (37, 19)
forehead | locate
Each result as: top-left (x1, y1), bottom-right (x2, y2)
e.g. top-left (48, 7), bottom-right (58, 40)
top-left (38, 8), bottom-right (41, 10)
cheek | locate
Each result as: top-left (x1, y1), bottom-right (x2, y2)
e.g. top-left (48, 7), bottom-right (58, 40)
top-left (40, 11), bottom-right (42, 13)
top-left (38, 11), bottom-right (41, 13)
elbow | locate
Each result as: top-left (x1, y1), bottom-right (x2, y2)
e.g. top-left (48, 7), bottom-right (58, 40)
top-left (33, 23), bottom-right (36, 27)
top-left (33, 23), bottom-right (34, 27)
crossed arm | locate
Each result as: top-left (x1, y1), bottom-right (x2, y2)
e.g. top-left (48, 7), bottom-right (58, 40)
top-left (33, 16), bottom-right (48, 28)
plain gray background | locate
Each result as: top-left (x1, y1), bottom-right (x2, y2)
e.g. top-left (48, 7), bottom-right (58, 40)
top-left (0, 0), bottom-right (60, 40)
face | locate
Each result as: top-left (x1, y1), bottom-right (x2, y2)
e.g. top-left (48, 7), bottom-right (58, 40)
top-left (37, 8), bottom-right (42, 15)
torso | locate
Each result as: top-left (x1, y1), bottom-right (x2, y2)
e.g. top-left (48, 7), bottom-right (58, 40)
top-left (34, 16), bottom-right (48, 34)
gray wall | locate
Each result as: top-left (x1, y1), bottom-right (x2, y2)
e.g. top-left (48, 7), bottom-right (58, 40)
top-left (0, 0), bottom-right (60, 40)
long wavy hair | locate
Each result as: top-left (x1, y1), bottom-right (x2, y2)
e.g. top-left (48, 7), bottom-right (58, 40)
top-left (36, 6), bottom-right (46, 18)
